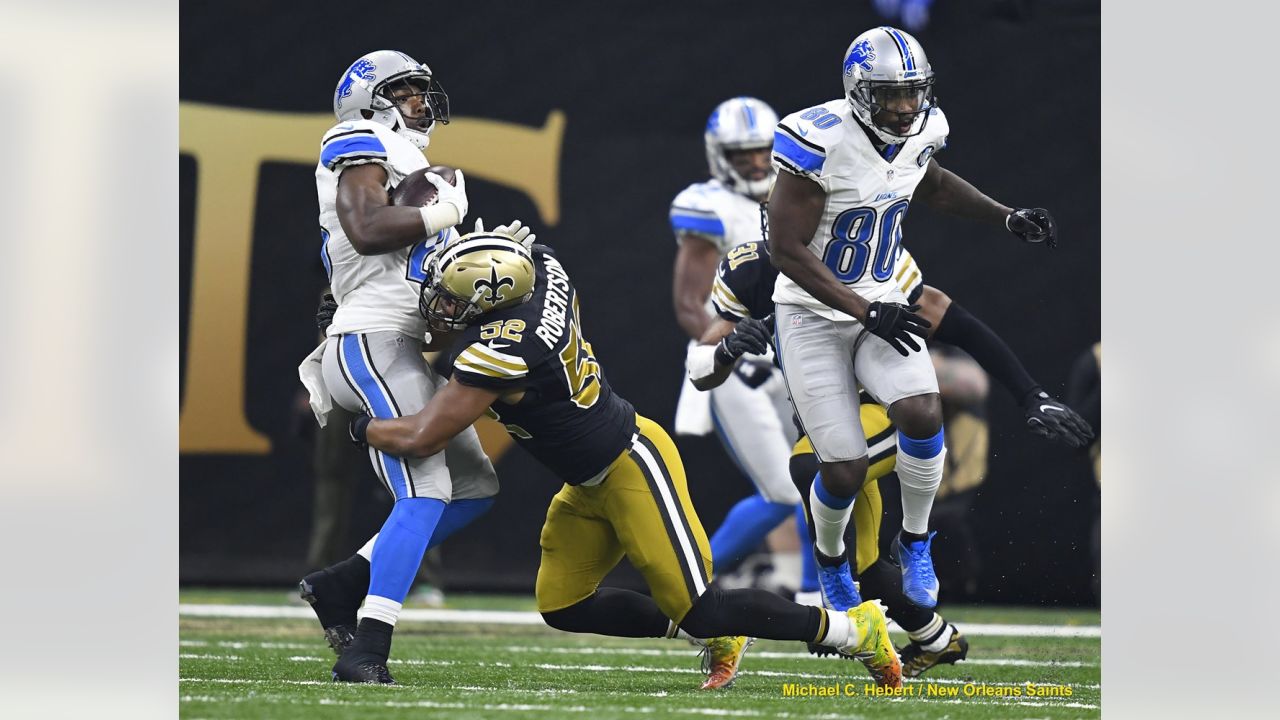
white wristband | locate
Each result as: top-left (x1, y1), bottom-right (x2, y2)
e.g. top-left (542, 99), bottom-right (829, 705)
top-left (686, 343), bottom-right (720, 384)
top-left (420, 203), bottom-right (462, 236)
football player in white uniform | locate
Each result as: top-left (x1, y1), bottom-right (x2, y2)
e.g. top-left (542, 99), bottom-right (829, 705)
top-left (297, 50), bottom-right (501, 684)
top-left (767, 27), bottom-right (1060, 615)
top-left (669, 97), bottom-right (815, 595)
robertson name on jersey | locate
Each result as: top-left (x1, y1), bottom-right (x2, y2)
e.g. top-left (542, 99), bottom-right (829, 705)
top-left (769, 99), bottom-right (948, 321)
top-left (316, 119), bottom-right (454, 339)
top-left (448, 245), bottom-right (637, 485)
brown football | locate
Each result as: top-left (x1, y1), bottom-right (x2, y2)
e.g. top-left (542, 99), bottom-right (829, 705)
top-left (390, 165), bottom-right (456, 207)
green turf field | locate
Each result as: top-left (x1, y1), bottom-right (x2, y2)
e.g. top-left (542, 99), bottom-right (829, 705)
top-left (179, 589), bottom-right (1101, 719)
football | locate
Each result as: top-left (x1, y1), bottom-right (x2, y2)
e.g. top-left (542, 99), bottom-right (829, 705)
top-left (390, 165), bottom-right (457, 207)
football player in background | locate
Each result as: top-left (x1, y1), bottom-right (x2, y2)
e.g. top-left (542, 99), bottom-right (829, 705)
top-left (669, 97), bottom-right (813, 594)
top-left (295, 50), bottom-right (501, 684)
top-left (766, 26), bottom-right (1081, 617)
top-left (349, 230), bottom-right (904, 690)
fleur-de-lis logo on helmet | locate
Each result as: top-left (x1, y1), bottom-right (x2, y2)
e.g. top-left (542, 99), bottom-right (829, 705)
top-left (419, 232), bottom-right (537, 332)
top-left (474, 263), bottom-right (517, 305)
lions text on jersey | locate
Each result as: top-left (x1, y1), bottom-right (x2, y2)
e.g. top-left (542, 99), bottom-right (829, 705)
top-left (316, 119), bottom-right (455, 338)
top-left (770, 100), bottom-right (947, 320)
top-left (447, 245), bottom-right (637, 485)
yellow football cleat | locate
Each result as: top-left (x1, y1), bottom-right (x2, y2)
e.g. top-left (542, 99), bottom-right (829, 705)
top-left (844, 601), bottom-right (902, 688)
top-left (698, 635), bottom-right (754, 690)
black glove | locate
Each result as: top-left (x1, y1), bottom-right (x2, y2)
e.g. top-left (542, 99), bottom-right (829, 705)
top-left (733, 357), bottom-right (774, 389)
top-left (715, 315), bottom-right (774, 366)
top-left (863, 302), bottom-right (931, 356)
top-left (1023, 388), bottom-right (1095, 449)
top-left (1006, 208), bottom-right (1058, 249)
top-left (316, 293), bottom-right (338, 333)
top-left (348, 413), bottom-right (372, 449)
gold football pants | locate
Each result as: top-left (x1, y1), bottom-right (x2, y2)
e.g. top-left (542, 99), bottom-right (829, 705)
top-left (535, 414), bottom-right (714, 622)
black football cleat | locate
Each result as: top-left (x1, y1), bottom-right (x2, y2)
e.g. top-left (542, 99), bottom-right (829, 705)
top-left (898, 625), bottom-right (969, 678)
top-left (332, 652), bottom-right (396, 684)
top-left (298, 572), bottom-right (359, 656)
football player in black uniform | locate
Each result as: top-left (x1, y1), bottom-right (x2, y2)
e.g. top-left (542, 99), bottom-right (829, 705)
top-left (347, 229), bottom-right (902, 689)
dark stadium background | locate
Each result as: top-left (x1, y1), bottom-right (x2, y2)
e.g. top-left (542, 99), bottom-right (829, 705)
top-left (180, 0), bottom-right (1099, 605)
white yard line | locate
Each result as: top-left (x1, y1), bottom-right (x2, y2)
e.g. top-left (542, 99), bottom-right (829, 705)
top-left (178, 639), bottom-right (1095, 668)
top-left (184, 653), bottom-right (1099, 691)
top-left (179, 603), bottom-right (1101, 638)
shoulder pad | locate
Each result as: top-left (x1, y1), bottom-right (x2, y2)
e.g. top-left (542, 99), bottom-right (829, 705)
top-left (670, 183), bottom-right (726, 239)
top-left (320, 120), bottom-right (389, 172)
top-left (773, 102), bottom-right (846, 179)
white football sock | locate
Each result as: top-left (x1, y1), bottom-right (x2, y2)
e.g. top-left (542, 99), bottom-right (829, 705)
top-left (896, 439), bottom-right (945, 535)
top-left (809, 477), bottom-right (855, 559)
top-left (358, 595), bottom-right (402, 627)
top-left (922, 623), bottom-right (955, 653)
top-left (908, 613), bottom-right (946, 645)
top-left (356, 534), bottom-right (379, 561)
top-left (819, 608), bottom-right (854, 648)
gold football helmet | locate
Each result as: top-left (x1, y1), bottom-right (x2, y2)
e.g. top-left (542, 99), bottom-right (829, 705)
top-left (419, 232), bottom-right (536, 331)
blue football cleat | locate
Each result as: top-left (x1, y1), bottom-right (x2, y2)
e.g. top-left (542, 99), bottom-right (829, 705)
top-left (894, 531), bottom-right (939, 609)
top-left (816, 559), bottom-right (862, 612)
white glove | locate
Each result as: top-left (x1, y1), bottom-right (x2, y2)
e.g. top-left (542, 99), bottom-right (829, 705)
top-left (426, 168), bottom-right (468, 223)
top-left (493, 219), bottom-right (535, 248)
top-left (472, 217), bottom-right (535, 249)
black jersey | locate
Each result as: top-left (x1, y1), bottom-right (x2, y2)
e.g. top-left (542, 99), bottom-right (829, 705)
top-left (709, 241), bottom-right (779, 322)
top-left (449, 245), bottom-right (636, 484)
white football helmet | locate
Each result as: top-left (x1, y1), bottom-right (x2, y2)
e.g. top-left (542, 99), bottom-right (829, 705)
top-left (841, 27), bottom-right (936, 145)
top-left (333, 50), bottom-right (450, 150)
top-left (704, 97), bottom-right (778, 200)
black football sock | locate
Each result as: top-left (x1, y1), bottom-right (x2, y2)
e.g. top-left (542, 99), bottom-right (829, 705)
top-left (347, 617), bottom-right (394, 661)
top-left (303, 554), bottom-right (370, 628)
top-left (933, 301), bottom-right (1040, 400)
top-left (900, 530), bottom-right (929, 544)
top-left (541, 589), bottom-right (671, 638)
top-left (814, 547), bottom-right (848, 568)
top-left (679, 586), bottom-right (823, 642)
top-left (858, 557), bottom-right (934, 633)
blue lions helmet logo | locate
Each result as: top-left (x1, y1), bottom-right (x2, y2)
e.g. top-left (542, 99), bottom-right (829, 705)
top-left (336, 59), bottom-right (377, 108)
top-left (705, 108), bottom-right (720, 132)
top-left (844, 39), bottom-right (876, 76)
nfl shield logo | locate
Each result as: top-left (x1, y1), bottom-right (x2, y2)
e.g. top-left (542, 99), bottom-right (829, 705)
top-left (886, 168), bottom-right (896, 181)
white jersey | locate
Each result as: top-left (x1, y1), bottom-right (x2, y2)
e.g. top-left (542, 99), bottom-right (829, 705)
top-left (770, 99), bottom-right (949, 320)
top-left (669, 179), bottom-right (765, 256)
top-left (316, 119), bottom-right (455, 339)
